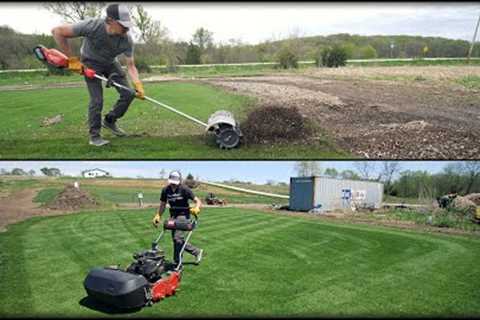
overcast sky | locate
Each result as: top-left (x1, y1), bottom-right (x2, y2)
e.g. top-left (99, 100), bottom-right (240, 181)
top-left (0, 2), bottom-right (479, 44)
top-left (0, 161), bottom-right (458, 184)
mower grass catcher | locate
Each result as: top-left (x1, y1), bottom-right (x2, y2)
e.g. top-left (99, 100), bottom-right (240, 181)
top-left (33, 44), bottom-right (242, 149)
top-left (83, 217), bottom-right (197, 310)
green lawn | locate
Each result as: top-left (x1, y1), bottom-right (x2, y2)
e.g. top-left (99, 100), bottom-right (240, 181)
top-left (0, 81), bottom-right (345, 159)
top-left (1, 207), bottom-right (479, 317)
top-left (34, 185), bottom-right (286, 206)
top-left (0, 71), bottom-right (82, 86)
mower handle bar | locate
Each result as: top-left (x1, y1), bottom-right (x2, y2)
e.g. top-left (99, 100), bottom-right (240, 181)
top-left (152, 214), bottom-right (198, 250)
top-left (93, 74), bottom-right (208, 128)
top-left (151, 217), bottom-right (198, 272)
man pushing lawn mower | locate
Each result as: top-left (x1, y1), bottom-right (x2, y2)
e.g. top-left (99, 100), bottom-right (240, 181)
top-left (51, 4), bottom-right (144, 147)
top-left (83, 171), bottom-right (204, 310)
top-left (153, 170), bottom-right (204, 268)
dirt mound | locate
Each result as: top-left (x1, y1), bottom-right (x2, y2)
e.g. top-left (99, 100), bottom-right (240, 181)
top-left (464, 193), bottom-right (480, 206)
top-left (451, 196), bottom-right (477, 216)
top-left (46, 185), bottom-right (98, 211)
top-left (240, 104), bottom-right (310, 144)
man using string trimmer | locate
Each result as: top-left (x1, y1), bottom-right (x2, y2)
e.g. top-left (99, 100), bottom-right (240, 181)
top-left (51, 4), bottom-right (144, 146)
top-left (153, 171), bottom-right (204, 268)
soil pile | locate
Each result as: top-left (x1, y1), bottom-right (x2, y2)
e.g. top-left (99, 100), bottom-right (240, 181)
top-left (451, 196), bottom-right (477, 216)
top-left (241, 104), bottom-right (310, 145)
top-left (464, 193), bottom-right (480, 206)
top-left (46, 185), bottom-right (98, 211)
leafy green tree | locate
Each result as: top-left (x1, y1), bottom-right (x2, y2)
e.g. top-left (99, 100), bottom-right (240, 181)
top-left (294, 162), bottom-right (322, 177)
top-left (192, 27), bottom-right (213, 53)
top-left (359, 45), bottom-right (378, 59)
top-left (321, 45), bottom-right (347, 68)
top-left (40, 167), bottom-right (62, 177)
top-left (11, 168), bottom-right (27, 176)
top-left (340, 170), bottom-right (361, 180)
top-left (185, 42), bottom-right (201, 64)
top-left (324, 168), bottom-right (339, 178)
top-left (276, 43), bottom-right (299, 69)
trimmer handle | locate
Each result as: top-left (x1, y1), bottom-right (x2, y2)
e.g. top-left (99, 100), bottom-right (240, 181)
top-left (83, 68), bottom-right (97, 79)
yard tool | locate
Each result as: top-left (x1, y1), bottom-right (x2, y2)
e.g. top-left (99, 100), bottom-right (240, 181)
top-left (83, 214), bottom-right (199, 310)
top-left (33, 45), bottom-right (242, 149)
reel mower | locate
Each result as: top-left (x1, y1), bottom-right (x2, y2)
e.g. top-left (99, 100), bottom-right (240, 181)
top-left (33, 45), bottom-right (243, 149)
top-left (83, 216), bottom-right (198, 310)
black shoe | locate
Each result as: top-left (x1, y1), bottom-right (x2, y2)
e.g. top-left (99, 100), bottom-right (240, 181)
top-left (102, 117), bottom-right (127, 137)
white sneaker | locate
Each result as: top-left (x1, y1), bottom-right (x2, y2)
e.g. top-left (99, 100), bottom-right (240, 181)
top-left (195, 249), bottom-right (203, 265)
top-left (89, 136), bottom-right (110, 146)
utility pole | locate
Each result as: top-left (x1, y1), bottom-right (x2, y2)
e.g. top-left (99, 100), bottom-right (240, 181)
top-left (467, 12), bottom-right (480, 63)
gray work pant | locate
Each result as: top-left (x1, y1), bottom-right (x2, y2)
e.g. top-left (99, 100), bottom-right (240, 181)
top-left (82, 59), bottom-right (135, 138)
top-left (171, 215), bottom-right (200, 264)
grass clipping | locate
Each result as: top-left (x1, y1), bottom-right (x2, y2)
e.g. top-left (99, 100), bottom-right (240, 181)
top-left (241, 104), bottom-right (311, 145)
top-left (46, 185), bottom-right (98, 211)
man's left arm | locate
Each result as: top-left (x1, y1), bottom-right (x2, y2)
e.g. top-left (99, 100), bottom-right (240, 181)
top-left (125, 56), bottom-right (144, 99)
top-left (193, 196), bottom-right (202, 209)
top-left (188, 189), bottom-right (202, 217)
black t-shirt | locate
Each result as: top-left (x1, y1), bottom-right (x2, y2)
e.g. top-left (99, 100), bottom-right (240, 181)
top-left (160, 184), bottom-right (195, 217)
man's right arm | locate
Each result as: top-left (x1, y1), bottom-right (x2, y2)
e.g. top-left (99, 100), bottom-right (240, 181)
top-left (158, 201), bottom-right (166, 216)
top-left (51, 24), bottom-right (76, 57)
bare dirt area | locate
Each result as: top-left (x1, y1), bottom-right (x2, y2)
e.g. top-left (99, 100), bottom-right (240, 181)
top-left (268, 208), bottom-right (480, 237)
top-left (205, 67), bottom-right (480, 159)
top-left (0, 184), bottom-right (99, 232)
top-left (0, 188), bottom-right (68, 232)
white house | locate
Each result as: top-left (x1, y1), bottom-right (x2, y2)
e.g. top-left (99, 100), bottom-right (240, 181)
top-left (81, 168), bottom-right (111, 178)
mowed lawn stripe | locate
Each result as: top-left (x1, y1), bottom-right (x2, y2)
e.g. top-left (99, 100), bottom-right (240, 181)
top-left (0, 207), bottom-right (479, 316)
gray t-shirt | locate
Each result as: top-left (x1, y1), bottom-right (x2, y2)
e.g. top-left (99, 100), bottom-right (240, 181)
top-left (72, 18), bottom-right (134, 65)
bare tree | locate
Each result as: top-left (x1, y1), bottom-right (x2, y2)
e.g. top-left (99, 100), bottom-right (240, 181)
top-left (354, 162), bottom-right (376, 180)
top-left (131, 5), bottom-right (168, 44)
top-left (294, 161), bottom-right (322, 177)
top-left (459, 161), bottom-right (480, 194)
top-left (43, 2), bottom-right (106, 23)
top-left (378, 161), bottom-right (402, 193)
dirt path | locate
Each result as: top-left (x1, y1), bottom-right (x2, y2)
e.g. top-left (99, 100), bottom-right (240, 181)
top-left (205, 74), bottom-right (480, 159)
top-left (0, 188), bottom-right (48, 232)
top-left (0, 188), bottom-right (87, 232)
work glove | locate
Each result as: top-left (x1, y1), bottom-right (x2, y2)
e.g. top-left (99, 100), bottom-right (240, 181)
top-left (67, 56), bottom-right (84, 74)
top-left (152, 213), bottom-right (162, 228)
top-left (190, 206), bottom-right (200, 217)
top-left (134, 81), bottom-right (145, 100)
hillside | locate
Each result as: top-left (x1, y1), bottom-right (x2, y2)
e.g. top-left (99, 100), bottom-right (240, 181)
top-left (0, 24), bottom-right (477, 69)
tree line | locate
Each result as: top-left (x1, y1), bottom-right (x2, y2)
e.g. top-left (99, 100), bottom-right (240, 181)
top-left (0, 3), bottom-right (478, 70)
top-left (295, 161), bottom-right (480, 199)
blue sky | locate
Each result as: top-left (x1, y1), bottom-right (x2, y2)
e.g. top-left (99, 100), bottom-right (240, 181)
top-left (0, 3), bottom-right (478, 43)
top-left (0, 161), bottom-right (460, 184)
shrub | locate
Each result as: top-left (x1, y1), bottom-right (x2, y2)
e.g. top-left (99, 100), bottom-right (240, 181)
top-left (134, 59), bottom-right (152, 73)
top-left (320, 45), bottom-right (348, 68)
top-left (276, 44), bottom-right (299, 69)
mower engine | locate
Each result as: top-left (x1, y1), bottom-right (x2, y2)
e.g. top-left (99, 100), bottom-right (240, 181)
top-left (83, 217), bottom-right (197, 310)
